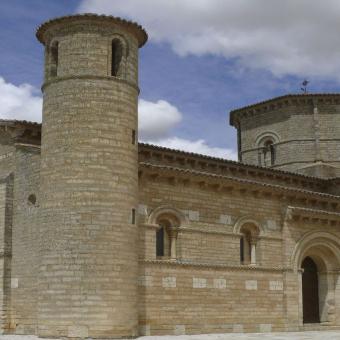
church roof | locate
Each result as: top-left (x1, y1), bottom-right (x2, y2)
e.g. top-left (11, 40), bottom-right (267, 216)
top-left (229, 93), bottom-right (340, 126)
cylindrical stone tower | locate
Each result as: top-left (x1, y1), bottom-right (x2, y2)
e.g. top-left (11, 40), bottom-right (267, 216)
top-left (36, 14), bottom-right (147, 338)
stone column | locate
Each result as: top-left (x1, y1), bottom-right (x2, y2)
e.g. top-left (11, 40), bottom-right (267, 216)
top-left (250, 236), bottom-right (257, 265)
top-left (170, 229), bottom-right (178, 260)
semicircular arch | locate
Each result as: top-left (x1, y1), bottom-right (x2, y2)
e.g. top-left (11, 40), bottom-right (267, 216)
top-left (147, 205), bottom-right (186, 227)
top-left (233, 216), bottom-right (264, 235)
top-left (291, 231), bottom-right (340, 272)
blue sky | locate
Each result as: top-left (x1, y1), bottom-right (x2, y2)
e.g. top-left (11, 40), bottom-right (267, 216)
top-left (1, 0), bottom-right (340, 159)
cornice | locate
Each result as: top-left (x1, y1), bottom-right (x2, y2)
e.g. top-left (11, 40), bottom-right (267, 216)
top-left (139, 162), bottom-right (340, 207)
top-left (138, 143), bottom-right (329, 186)
top-left (286, 206), bottom-right (340, 227)
top-left (140, 259), bottom-right (290, 272)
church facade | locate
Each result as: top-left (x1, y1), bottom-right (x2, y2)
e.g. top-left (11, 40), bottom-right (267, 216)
top-left (0, 14), bottom-right (339, 339)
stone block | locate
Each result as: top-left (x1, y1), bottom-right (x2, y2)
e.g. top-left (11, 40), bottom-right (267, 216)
top-left (219, 214), bottom-right (233, 225)
top-left (174, 324), bottom-right (185, 335)
top-left (213, 278), bottom-right (226, 289)
top-left (68, 325), bottom-right (88, 338)
top-left (245, 280), bottom-right (257, 290)
top-left (193, 278), bottom-right (206, 288)
top-left (162, 276), bottom-right (176, 288)
top-left (269, 280), bottom-right (283, 291)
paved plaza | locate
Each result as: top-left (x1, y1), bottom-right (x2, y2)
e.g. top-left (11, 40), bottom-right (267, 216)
top-left (1, 331), bottom-right (340, 340)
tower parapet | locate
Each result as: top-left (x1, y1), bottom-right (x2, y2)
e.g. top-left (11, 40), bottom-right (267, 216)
top-left (36, 14), bottom-right (147, 338)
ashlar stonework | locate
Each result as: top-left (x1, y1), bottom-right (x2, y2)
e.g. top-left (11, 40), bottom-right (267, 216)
top-left (0, 13), bottom-right (339, 339)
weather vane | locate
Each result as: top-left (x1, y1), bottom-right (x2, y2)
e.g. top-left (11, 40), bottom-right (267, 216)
top-left (301, 79), bottom-right (309, 94)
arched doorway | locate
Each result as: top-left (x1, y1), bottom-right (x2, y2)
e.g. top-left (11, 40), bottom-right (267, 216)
top-left (302, 257), bottom-right (320, 323)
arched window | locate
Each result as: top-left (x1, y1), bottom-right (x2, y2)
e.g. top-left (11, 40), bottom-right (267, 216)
top-left (240, 223), bottom-right (260, 265)
top-left (149, 206), bottom-right (184, 261)
top-left (156, 220), bottom-right (171, 258)
top-left (111, 39), bottom-right (123, 77)
top-left (50, 41), bottom-right (59, 78)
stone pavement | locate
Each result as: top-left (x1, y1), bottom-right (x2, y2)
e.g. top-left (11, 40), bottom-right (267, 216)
top-left (1, 332), bottom-right (340, 340)
top-left (141, 332), bottom-right (340, 340)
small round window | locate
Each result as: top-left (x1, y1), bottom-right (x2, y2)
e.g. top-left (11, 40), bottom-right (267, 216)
top-left (28, 194), bottom-right (37, 206)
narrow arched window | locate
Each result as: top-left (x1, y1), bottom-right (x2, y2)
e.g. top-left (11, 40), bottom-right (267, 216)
top-left (50, 41), bottom-right (59, 77)
top-left (240, 232), bottom-right (251, 264)
top-left (240, 237), bottom-right (244, 263)
top-left (156, 226), bottom-right (165, 257)
top-left (111, 39), bottom-right (123, 77)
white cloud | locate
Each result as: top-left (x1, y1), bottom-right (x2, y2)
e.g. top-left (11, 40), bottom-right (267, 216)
top-left (0, 77), bottom-right (42, 122)
top-left (138, 99), bottom-right (182, 140)
top-left (146, 137), bottom-right (237, 160)
top-left (78, 0), bottom-right (340, 79)
top-left (138, 99), bottom-right (237, 159)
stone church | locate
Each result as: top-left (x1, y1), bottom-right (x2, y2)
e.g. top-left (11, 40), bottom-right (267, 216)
top-left (0, 13), bottom-right (339, 339)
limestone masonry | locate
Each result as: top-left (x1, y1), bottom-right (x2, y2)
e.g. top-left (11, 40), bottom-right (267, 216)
top-left (0, 13), bottom-right (340, 339)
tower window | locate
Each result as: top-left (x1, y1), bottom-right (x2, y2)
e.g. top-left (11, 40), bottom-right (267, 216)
top-left (50, 41), bottom-right (59, 78)
top-left (111, 39), bottom-right (123, 77)
top-left (132, 129), bottom-right (136, 145)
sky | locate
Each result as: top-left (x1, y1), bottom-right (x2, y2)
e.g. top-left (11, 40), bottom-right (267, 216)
top-left (1, 0), bottom-right (340, 160)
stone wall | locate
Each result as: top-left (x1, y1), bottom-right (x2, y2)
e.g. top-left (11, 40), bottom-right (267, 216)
top-left (137, 161), bottom-right (340, 335)
top-left (10, 146), bottom-right (40, 334)
top-left (138, 263), bottom-right (285, 335)
top-left (0, 175), bottom-right (13, 334)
